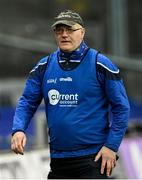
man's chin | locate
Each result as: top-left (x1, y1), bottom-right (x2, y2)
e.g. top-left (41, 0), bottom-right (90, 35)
top-left (60, 47), bottom-right (73, 52)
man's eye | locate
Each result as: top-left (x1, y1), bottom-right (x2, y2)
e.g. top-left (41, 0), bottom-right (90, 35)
top-left (57, 29), bottom-right (62, 31)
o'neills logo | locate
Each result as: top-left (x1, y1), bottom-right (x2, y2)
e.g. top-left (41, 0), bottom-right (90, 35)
top-left (48, 89), bottom-right (78, 107)
top-left (59, 77), bottom-right (72, 82)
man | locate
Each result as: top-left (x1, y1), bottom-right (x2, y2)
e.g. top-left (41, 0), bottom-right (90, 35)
top-left (11, 10), bottom-right (130, 179)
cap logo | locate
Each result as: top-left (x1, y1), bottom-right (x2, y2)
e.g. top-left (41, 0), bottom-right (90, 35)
top-left (57, 14), bottom-right (72, 19)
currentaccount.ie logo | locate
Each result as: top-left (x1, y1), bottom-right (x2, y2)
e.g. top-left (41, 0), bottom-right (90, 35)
top-left (48, 89), bottom-right (78, 107)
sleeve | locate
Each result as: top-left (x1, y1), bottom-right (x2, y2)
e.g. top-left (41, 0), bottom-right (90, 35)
top-left (97, 53), bottom-right (130, 152)
top-left (12, 57), bottom-right (48, 134)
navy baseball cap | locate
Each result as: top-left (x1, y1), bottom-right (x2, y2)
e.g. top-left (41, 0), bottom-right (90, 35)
top-left (51, 10), bottom-right (84, 28)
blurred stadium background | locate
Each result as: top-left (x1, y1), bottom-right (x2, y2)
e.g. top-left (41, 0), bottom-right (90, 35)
top-left (0, 0), bottom-right (142, 179)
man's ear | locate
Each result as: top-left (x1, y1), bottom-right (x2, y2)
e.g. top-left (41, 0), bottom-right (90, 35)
top-left (81, 28), bottom-right (85, 39)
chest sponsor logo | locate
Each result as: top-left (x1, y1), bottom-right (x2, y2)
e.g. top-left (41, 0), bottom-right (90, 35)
top-left (48, 89), bottom-right (78, 107)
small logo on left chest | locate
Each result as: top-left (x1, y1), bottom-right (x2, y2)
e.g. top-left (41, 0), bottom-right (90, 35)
top-left (47, 78), bottom-right (57, 84)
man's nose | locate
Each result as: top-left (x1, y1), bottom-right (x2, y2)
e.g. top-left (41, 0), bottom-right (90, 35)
top-left (61, 29), bottom-right (68, 36)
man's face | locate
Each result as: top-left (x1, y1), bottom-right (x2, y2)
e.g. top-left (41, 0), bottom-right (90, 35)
top-left (53, 24), bottom-right (85, 52)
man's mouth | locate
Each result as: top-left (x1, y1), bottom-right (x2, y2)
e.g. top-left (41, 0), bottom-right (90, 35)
top-left (61, 41), bottom-right (70, 43)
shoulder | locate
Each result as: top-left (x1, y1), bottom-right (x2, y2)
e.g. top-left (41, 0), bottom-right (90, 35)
top-left (97, 53), bottom-right (119, 74)
top-left (36, 56), bottom-right (49, 69)
top-left (30, 56), bottom-right (49, 74)
top-left (96, 53), bottom-right (121, 80)
top-left (37, 50), bottom-right (58, 67)
top-left (27, 56), bottom-right (50, 80)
